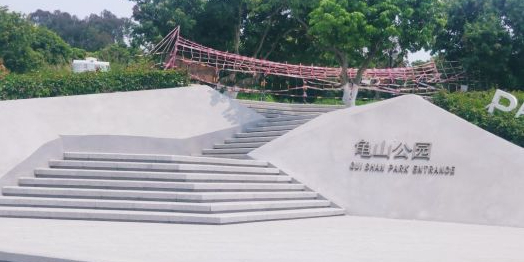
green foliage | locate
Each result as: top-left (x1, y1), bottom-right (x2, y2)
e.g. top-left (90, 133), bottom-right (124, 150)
top-left (31, 26), bottom-right (73, 65)
top-left (129, 0), bottom-right (319, 64)
top-left (29, 9), bottom-right (132, 52)
top-left (434, 0), bottom-right (524, 89)
top-left (0, 7), bottom-right (43, 73)
top-left (0, 59), bottom-right (8, 79)
top-left (130, 0), bottom-right (206, 47)
top-left (432, 90), bottom-right (524, 147)
top-left (306, 0), bottom-right (443, 82)
top-left (71, 48), bottom-right (87, 60)
top-left (94, 44), bottom-right (141, 65)
top-left (0, 7), bottom-right (79, 73)
top-left (0, 68), bottom-right (189, 100)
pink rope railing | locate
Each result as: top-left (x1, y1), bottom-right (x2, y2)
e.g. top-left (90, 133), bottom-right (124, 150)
top-left (151, 27), bottom-right (466, 95)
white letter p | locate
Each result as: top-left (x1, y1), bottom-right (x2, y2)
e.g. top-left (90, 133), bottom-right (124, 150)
top-left (487, 89), bottom-right (518, 114)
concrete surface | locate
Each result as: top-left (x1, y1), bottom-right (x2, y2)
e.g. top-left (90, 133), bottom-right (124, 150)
top-left (250, 95), bottom-right (524, 227)
top-left (1, 152), bottom-right (343, 224)
top-left (201, 100), bottom-right (341, 159)
top-left (0, 216), bottom-right (523, 262)
top-left (0, 85), bottom-right (263, 185)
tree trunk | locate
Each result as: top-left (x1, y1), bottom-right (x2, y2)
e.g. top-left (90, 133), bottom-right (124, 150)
top-left (253, 8), bottom-right (280, 59)
top-left (333, 48), bottom-right (355, 107)
top-left (229, 2), bottom-right (244, 83)
top-left (346, 45), bottom-right (380, 107)
top-left (233, 2), bottom-right (243, 55)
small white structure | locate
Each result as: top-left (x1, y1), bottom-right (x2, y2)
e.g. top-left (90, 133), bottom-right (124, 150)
top-left (72, 57), bottom-right (110, 73)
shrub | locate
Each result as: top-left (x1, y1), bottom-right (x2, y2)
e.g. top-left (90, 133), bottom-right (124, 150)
top-left (0, 68), bottom-right (189, 100)
top-left (432, 90), bottom-right (524, 147)
top-left (0, 59), bottom-right (8, 80)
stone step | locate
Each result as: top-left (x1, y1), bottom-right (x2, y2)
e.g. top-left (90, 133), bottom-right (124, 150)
top-left (237, 100), bottom-right (345, 109)
top-left (246, 125), bottom-right (299, 133)
top-left (200, 154), bottom-right (250, 159)
top-left (18, 178), bottom-right (304, 192)
top-left (224, 136), bottom-right (278, 144)
top-left (234, 130), bottom-right (288, 138)
top-left (64, 152), bottom-right (268, 167)
top-left (250, 106), bottom-right (337, 113)
top-left (213, 142), bottom-right (266, 149)
top-left (266, 115), bottom-right (317, 122)
top-left (2, 186), bottom-right (318, 202)
top-left (35, 168), bottom-right (292, 183)
top-left (0, 197), bottom-right (331, 213)
top-left (48, 160), bottom-right (279, 175)
top-left (263, 113), bottom-right (284, 118)
top-left (202, 148), bottom-right (254, 155)
top-left (254, 109), bottom-right (320, 116)
top-left (257, 119), bottom-right (309, 127)
top-left (0, 206), bottom-right (345, 224)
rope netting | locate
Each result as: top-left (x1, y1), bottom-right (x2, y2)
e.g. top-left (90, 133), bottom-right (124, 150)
top-left (151, 27), bottom-right (467, 99)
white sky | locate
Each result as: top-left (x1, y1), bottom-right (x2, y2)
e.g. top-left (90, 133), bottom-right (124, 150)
top-left (408, 49), bottom-right (432, 63)
top-left (1, 0), bottom-right (134, 18)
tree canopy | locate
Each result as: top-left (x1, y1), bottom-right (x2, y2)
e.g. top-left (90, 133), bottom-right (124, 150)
top-left (434, 0), bottom-right (524, 89)
top-left (1, 0), bottom-right (524, 95)
top-left (303, 0), bottom-right (443, 105)
top-left (29, 9), bottom-right (131, 52)
top-left (0, 7), bottom-right (77, 73)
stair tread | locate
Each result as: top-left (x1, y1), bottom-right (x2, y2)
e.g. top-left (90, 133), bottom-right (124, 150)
top-left (213, 142), bottom-right (266, 149)
top-left (202, 148), bottom-right (254, 154)
top-left (19, 177), bottom-right (304, 191)
top-left (3, 186), bottom-right (318, 201)
top-left (64, 152), bottom-right (268, 167)
top-left (251, 107), bottom-right (336, 113)
top-left (224, 137), bottom-right (278, 143)
top-left (0, 196), bottom-right (331, 212)
top-left (200, 154), bottom-right (250, 159)
top-left (235, 130), bottom-right (288, 138)
top-left (265, 115), bottom-right (317, 122)
top-left (49, 160), bottom-right (279, 174)
top-left (237, 99), bottom-right (345, 109)
top-left (257, 119), bottom-right (309, 127)
top-left (246, 125), bottom-right (299, 132)
top-left (0, 205), bottom-right (345, 224)
top-left (35, 168), bottom-right (291, 182)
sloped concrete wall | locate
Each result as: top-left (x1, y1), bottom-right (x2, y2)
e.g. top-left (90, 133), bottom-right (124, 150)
top-left (0, 85), bottom-right (263, 180)
top-left (250, 95), bottom-right (524, 227)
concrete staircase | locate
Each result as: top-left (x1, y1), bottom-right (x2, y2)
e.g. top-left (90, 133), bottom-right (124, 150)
top-left (0, 100), bottom-right (346, 224)
top-left (202, 100), bottom-right (345, 159)
top-left (0, 152), bottom-right (344, 224)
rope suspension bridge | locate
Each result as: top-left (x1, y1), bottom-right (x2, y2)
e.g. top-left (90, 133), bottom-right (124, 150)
top-left (151, 27), bottom-right (467, 101)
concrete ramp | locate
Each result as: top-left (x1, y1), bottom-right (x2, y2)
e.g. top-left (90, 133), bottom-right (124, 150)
top-left (0, 85), bottom-right (263, 181)
top-left (250, 95), bottom-right (524, 227)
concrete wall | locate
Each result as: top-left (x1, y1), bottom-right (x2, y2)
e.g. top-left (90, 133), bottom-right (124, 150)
top-left (0, 85), bottom-right (263, 181)
top-left (250, 95), bottom-right (524, 227)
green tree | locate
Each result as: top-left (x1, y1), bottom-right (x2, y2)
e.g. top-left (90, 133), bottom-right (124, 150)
top-left (129, 0), bottom-right (307, 61)
top-left (434, 0), bottom-right (524, 89)
top-left (0, 7), bottom-right (78, 73)
top-left (31, 26), bottom-right (73, 65)
top-left (95, 43), bottom-right (142, 65)
top-left (0, 58), bottom-right (9, 79)
top-left (130, 0), bottom-right (205, 48)
top-left (296, 0), bottom-right (443, 106)
top-left (0, 7), bottom-right (43, 73)
top-left (29, 9), bottom-right (130, 52)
